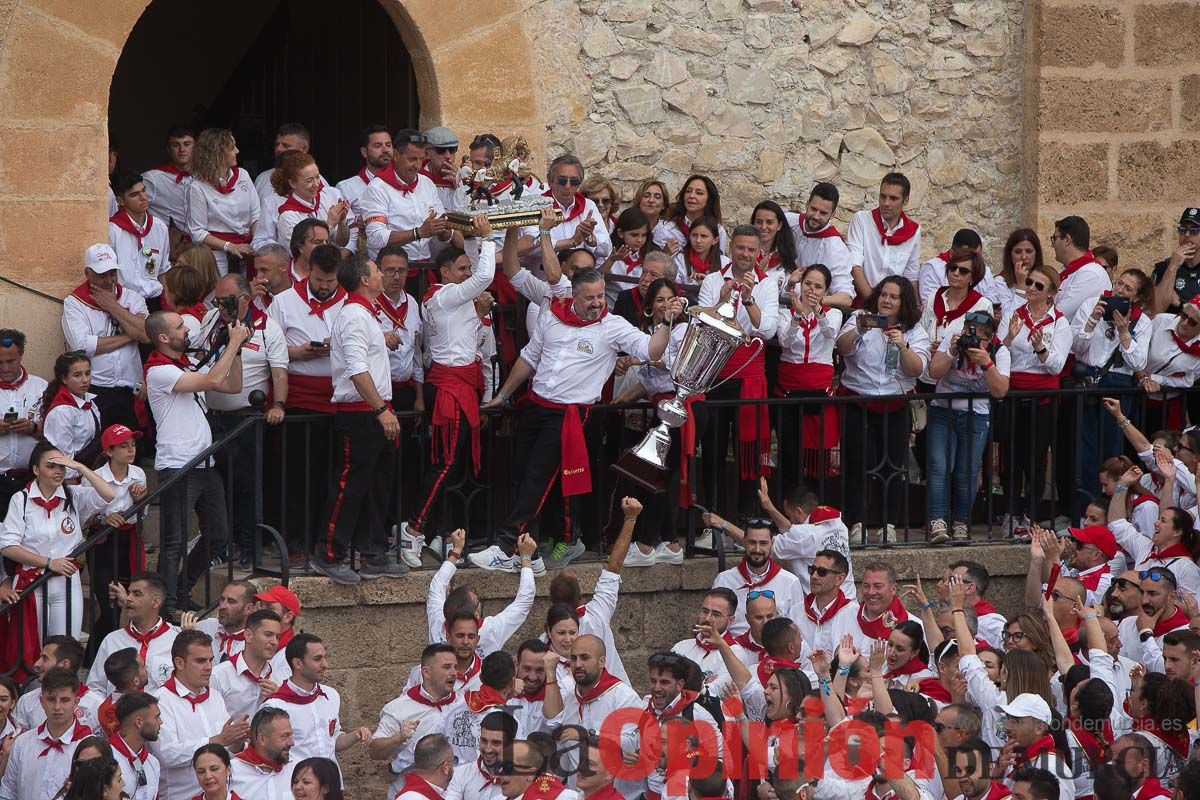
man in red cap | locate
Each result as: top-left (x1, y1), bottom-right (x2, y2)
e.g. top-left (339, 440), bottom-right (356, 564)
top-left (254, 585), bottom-right (301, 680)
top-left (1065, 525), bottom-right (1118, 606)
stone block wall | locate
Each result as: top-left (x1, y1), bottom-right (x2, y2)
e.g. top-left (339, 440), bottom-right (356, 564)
top-left (1033, 0), bottom-right (1200, 272)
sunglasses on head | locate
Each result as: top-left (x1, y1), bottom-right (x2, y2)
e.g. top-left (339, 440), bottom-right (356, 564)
top-left (1139, 569), bottom-right (1177, 587)
top-left (808, 565), bottom-right (842, 577)
top-left (747, 589), bottom-right (776, 601)
top-left (1025, 278), bottom-right (1047, 291)
top-left (947, 264), bottom-right (973, 276)
top-left (555, 176), bottom-right (583, 187)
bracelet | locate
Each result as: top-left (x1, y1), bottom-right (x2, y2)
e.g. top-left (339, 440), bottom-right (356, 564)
top-left (412, 228), bottom-right (422, 241)
top-left (921, 600), bottom-right (938, 611)
top-left (272, 400), bottom-right (286, 410)
top-left (545, 680), bottom-right (557, 686)
top-left (1035, 348), bottom-right (1047, 356)
top-left (448, 550), bottom-right (462, 560)
top-left (952, 608), bottom-right (965, 614)
top-left (982, 360), bottom-right (994, 372)
top-left (222, 241), bottom-right (230, 253)
top-left (720, 521), bottom-right (728, 531)
top-left (1118, 417), bottom-right (1131, 429)
top-left (1115, 485), bottom-right (1128, 494)
top-left (1081, 613), bottom-right (1098, 622)
top-left (817, 676), bottom-right (831, 685)
top-left (836, 664), bottom-right (851, 676)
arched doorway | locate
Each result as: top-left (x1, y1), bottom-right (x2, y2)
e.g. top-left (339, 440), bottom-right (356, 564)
top-left (108, 0), bottom-right (420, 180)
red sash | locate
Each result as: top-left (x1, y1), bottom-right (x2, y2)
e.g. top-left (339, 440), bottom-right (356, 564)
top-left (776, 362), bottom-right (834, 392)
top-left (857, 595), bottom-right (910, 641)
top-left (718, 336), bottom-right (769, 480)
top-left (653, 391), bottom-right (704, 508)
top-left (428, 362), bottom-right (483, 475)
top-left (530, 393), bottom-right (593, 496)
top-left (3, 567), bottom-right (42, 682)
top-left (109, 210), bottom-right (156, 249)
top-left (208, 231), bottom-right (252, 246)
top-left (804, 590), bottom-right (851, 625)
top-left (267, 680), bottom-right (328, 705)
top-left (287, 374), bottom-right (335, 414)
top-left (871, 208), bottom-right (919, 245)
top-left (932, 288), bottom-right (984, 328)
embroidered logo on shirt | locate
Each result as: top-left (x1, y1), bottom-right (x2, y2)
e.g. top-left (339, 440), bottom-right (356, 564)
top-left (60, 517), bottom-right (75, 535)
top-left (576, 341), bottom-right (593, 355)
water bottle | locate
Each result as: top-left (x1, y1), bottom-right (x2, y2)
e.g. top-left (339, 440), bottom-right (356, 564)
top-left (885, 341), bottom-right (900, 374)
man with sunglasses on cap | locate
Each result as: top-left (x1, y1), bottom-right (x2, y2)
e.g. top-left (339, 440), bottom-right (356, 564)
top-left (516, 154), bottom-right (603, 270)
top-left (711, 520), bottom-right (802, 637)
top-left (1117, 567), bottom-right (1189, 671)
top-left (361, 128), bottom-right (452, 262)
top-left (422, 127), bottom-right (468, 214)
top-left (1062, 525), bottom-right (1118, 606)
top-left (0, 329), bottom-right (45, 514)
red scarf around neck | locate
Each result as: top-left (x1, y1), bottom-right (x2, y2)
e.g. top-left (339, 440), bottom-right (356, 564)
top-left (756, 655), bottom-right (803, 688)
top-left (343, 292), bottom-right (381, 322)
top-left (733, 631), bottom-right (764, 653)
top-left (870, 207), bottom-right (919, 246)
top-left (162, 675), bottom-right (209, 710)
top-left (543, 190), bottom-right (588, 222)
top-left (549, 296), bottom-right (606, 327)
top-left (933, 287), bottom-right (984, 328)
top-left (398, 772), bottom-right (445, 800)
top-left (856, 595), bottom-right (910, 641)
top-left (574, 669), bottom-right (623, 705)
top-left (457, 653), bottom-right (482, 686)
top-left (464, 685), bottom-right (508, 713)
top-left (1170, 328), bottom-right (1200, 357)
top-left (694, 630), bottom-right (737, 654)
top-left (882, 656), bottom-right (929, 682)
top-left (235, 744), bottom-right (284, 773)
top-left (643, 688), bottom-right (697, 721)
top-left (1132, 716), bottom-right (1190, 759)
top-left (917, 678), bottom-right (952, 703)
top-left (687, 248), bottom-right (716, 279)
top-left (737, 557), bottom-right (782, 589)
top-left (1067, 715), bottom-right (1112, 766)
top-left (47, 385), bottom-right (91, 413)
top-left (378, 292), bottom-right (409, 329)
top-left (420, 161), bottom-right (457, 188)
top-left (109, 210), bottom-right (155, 248)
top-left (70, 280), bottom-right (123, 312)
top-left (214, 167), bottom-right (241, 195)
top-left (375, 162), bottom-right (419, 195)
top-left (1146, 542), bottom-right (1192, 561)
top-left (522, 775), bottom-right (568, 800)
top-left (1151, 605), bottom-right (1189, 637)
top-left (229, 652), bottom-right (271, 684)
top-left (152, 162), bottom-right (190, 183)
top-left (277, 187), bottom-right (322, 217)
top-left (1058, 251), bottom-right (1097, 283)
top-left (125, 618), bottom-right (170, 661)
top-left (406, 685), bottom-right (457, 709)
top-left (296, 278), bottom-right (346, 319)
top-left (797, 215), bottom-right (843, 240)
top-left (357, 164), bottom-right (377, 185)
top-left (1016, 304), bottom-right (1061, 340)
top-left (108, 733), bottom-right (148, 766)
top-left (0, 367), bottom-right (28, 391)
top-left (267, 680), bottom-right (328, 705)
top-left (804, 590), bottom-right (851, 625)
top-left (1012, 734), bottom-right (1057, 768)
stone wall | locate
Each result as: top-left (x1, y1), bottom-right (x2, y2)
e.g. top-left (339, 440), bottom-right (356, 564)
top-left (1033, 0), bottom-right (1200, 272)
top-left (293, 543), bottom-right (1031, 798)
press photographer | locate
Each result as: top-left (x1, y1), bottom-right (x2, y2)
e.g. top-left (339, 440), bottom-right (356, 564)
top-left (144, 308), bottom-right (250, 618)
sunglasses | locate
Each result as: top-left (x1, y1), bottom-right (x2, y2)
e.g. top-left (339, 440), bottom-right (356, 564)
top-left (947, 264), bottom-right (973, 276)
top-left (747, 590), bottom-right (776, 601)
top-left (1025, 278), bottom-right (1047, 291)
top-left (1181, 315), bottom-right (1200, 328)
top-left (1139, 569), bottom-right (1176, 586)
top-left (1113, 578), bottom-right (1141, 592)
top-left (808, 565), bottom-right (843, 577)
top-left (432, 146), bottom-right (456, 155)
top-left (1178, 226), bottom-right (1200, 236)
top-left (555, 176), bottom-right (583, 188)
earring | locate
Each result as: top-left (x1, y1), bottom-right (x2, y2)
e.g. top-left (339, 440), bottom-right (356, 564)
top-left (643, 306), bottom-right (654, 318)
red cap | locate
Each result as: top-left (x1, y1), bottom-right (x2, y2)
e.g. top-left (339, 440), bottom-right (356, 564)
top-left (101, 424), bottom-right (143, 451)
top-left (807, 505), bottom-right (841, 525)
top-left (254, 585), bottom-right (301, 618)
top-left (1068, 525), bottom-right (1118, 559)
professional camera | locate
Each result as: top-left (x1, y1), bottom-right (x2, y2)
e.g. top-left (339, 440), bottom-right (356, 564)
top-left (217, 294), bottom-right (240, 319)
top-left (956, 329), bottom-right (981, 369)
top-left (956, 310), bottom-right (996, 370)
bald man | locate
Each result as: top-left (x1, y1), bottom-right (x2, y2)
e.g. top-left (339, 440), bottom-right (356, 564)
top-left (541, 635), bottom-right (640, 732)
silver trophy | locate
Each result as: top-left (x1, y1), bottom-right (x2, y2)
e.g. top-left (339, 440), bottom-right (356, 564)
top-left (614, 298), bottom-right (763, 491)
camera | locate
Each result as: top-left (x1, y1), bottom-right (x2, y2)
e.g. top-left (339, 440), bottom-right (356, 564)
top-left (1102, 294), bottom-right (1131, 321)
top-left (957, 328), bottom-right (982, 369)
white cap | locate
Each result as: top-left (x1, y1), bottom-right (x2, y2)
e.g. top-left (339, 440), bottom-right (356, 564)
top-left (995, 693), bottom-right (1052, 725)
top-left (84, 243), bottom-right (119, 273)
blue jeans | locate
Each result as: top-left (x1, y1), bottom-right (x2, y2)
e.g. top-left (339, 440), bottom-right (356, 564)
top-left (926, 405), bottom-right (990, 522)
top-left (1079, 372), bottom-right (1135, 505)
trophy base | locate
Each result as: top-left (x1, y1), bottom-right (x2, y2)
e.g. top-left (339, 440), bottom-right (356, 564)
top-left (610, 450), bottom-right (667, 494)
top-left (445, 201), bottom-right (563, 232)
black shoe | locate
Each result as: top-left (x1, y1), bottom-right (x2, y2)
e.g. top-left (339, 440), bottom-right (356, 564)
top-left (360, 556), bottom-right (410, 580)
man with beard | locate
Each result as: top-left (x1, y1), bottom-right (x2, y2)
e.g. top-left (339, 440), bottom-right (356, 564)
top-left (110, 691), bottom-right (162, 800)
top-left (711, 521), bottom-right (802, 637)
top-left (1117, 568), bottom-right (1189, 670)
top-left (336, 125), bottom-right (394, 226)
top-left (797, 550), bottom-right (859, 656)
top-left (446, 711), bottom-right (517, 800)
top-left (785, 182), bottom-right (854, 308)
top-left (12, 635), bottom-right (95, 731)
top-left (439, 651), bottom-right (520, 765)
top-left (210, 608), bottom-right (282, 721)
top-left (361, 128), bottom-right (452, 262)
top-left (144, 310), bottom-right (247, 616)
top-left (853, 561), bottom-right (922, 652)
top-left (511, 639), bottom-right (550, 735)
top-left (670, 588), bottom-right (749, 691)
top-left (1107, 569), bottom-right (1143, 621)
top-left (541, 634), bottom-right (640, 730)
top-left (497, 739), bottom-right (579, 800)
top-left (1109, 733), bottom-right (1172, 800)
top-left (1160, 630), bottom-right (1200, 681)
top-left (846, 174), bottom-right (922, 302)
top-left (188, 579), bottom-right (257, 662)
top-left (395, 734), bottom-right (456, 800)
top-left (476, 269), bottom-right (678, 571)
top-left (422, 127), bottom-right (468, 216)
top-left (230, 706), bottom-right (296, 799)
top-left (374, 643), bottom-right (461, 794)
top-left (947, 738), bottom-right (1009, 800)
top-left (88, 574), bottom-right (178, 693)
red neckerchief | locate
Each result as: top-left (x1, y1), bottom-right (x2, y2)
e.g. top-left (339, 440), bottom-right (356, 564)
top-left (917, 677), bottom-right (952, 703)
top-left (1152, 605), bottom-right (1189, 637)
top-left (1067, 714), bottom-right (1112, 765)
top-left (234, 744), bottom-right (284, 773)
top-left (1169, 327), bottom-right (1200, 357)
top-left (574, 669), bottom-right (623, 705)
top-left (1058, 251), bottom-right (1097, 284)
top-left (1134, 779), bottom-right (1172, 799)
top-left (737, 557), bottom-right (783, 589)
top-left (521, 774), bottom-right (568, 800)
top-left (69, 280), bottom-right (123, 312)
top-left (398, 771), bottom-right (445, 800)
top-left (542, 190), bottom-right (587, 222)
top-left (974, 600), bottom-right (997, 616)
top-left (214, 168), bottom-right (241, 195)
top-left (419, 161), bottom-right (456, 188)
top-left (30, 491), bottom-right (62, 519)
top-left (229, 652), bottom-right (271, 684)
top-left (278, 627), bottom-right (294, 651)
top-left (797, 215), bottom-right (843, 240)
top-left (125, 618), bottom-right (170, 661)
top-left (143, 349), bottom-right (193, 379)
top-left (277, 187), bottom-right (323, 216)
top-left (267, 679), bottom-right (328, 705)
top-left (1133, 716), bottom-right (1191, 759)
top-left (423, 283), bottom-right (445, 303)
top-left (249, 305), bottom-right (269, 331)
top-left (0, 367), bottom-right (28, 391)
top-left (733, 631), bottom-right (764, 653)
top-left (374, 162), bottom-right (418, 195)
top-left (1012, 734), bottom-right (1056, 768)
top-left (108, 733), bottom-right (149, 766)
top-left (1147, 542), bottom-right (1192, 560)
top-left (933, 287), bottom-right (984, 328)
top-left (756, 655), bottom-right (803, 687)
top-left (643, 689), bottom-right (697, 722)
top-left (477, 757), bottom-right (502, 785)
top-left (457, 654), bottom-right (482, 686)
top-left (550, 297), bottom-right (606, 327)
top-left (37, 721), bottom-right (90, 758)
top-left (687, 247), bottom-right (715, 278)
top-left (1016, 304), bottom-right (1061, 340)
top-left (162, 675), bottom-right (210, 710)
top-left (151, 162), bottom-right (190, 184)
top-left (517, 684), bottom-right (546, 702)
top-left (622, 250), bottom-right (644, 273)
top-left (378, 292), bottom-right (409, 330)
top-left (295, 278), bottom-right (346, 319)
top-left (694, 630), bottom-right (737, 654)
top-left (343, 292), bottom-right (381, 322)
top-left (406, 685), bottom-right (457, 709)
top-left (357, 164), bottom-right (377, 186)
top-left (804, 590), bottom-right (851, 625)
top-left (1078, 564), bottom-right (1110, 592)
top-left (110, 210), bottom-right (155, 249)
top-left (48, 384), bottom-right (92, 414)
top-left (857, 595), bottom-right (910, 640)
top-left (464, 685), bottom-right (508, 713)
top-left (629, 285), bottom-right (645, 313)
top-left (883, 657), bottom-right (929, 682)
top-left (585, 784), bottom-right (625, 800)
top-left (870, 207), bottom-right (919, 245)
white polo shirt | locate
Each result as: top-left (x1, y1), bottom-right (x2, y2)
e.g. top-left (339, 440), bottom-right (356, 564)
top-left (361, 171), bottom-right (445, 261)
top-left (837, 311), bottom-right (932, 396)
top-left (108, 211), bottom-right (171, 299)
top-left (261, 680), bottom-right (343, 764)
top-left (550, 674), bottom-right (641, 733)
top-left (109, 733), bottom-right (161, 800)
top-left (150, 676), bottom-right (231, 800)
top-left (0, 721), bottom-right (92, 800)
top-left (335, 167), bottom-right (381, 219)
top-left (186, 168), bottom-right (261, 275)
top-left (145, 356), bottom-right (212, 471)
top-left (275, 184), bottom-right (348, 250)
top-left (846, 208), bottom-right (922, 289)
top-left (696, 265), bottom-right (782, 340)
top-left (196, 309), bottom-right (289, 411)
top-left (374, 686), bottom-right (462, 789)
top-left (0, 369), bottom-right (47, 472)
top-left (142, 165), bottom-right (194, 232)
top-left (796, 592), bottom-right (861, 656)
top-left (210, 652), bottom-right (272, 722)
top-left (62, 285), bottom-right (148, 390)
top-left (518, 193), bottom-right (606, 272)
top-left (1055, 254), bottom-right (1111, 322)
top-left (87, 619), bottom-right (179, 693)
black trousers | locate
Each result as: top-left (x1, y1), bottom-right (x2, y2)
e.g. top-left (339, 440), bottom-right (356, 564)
top-left (841, 403), bottom-right (910, 527)
top-left (280, 413), bottom-right (334, 553)
top-left (90, 385), bottom-right (139, 433)
top-left (997, 398), bottom-right (1055, 521)
top-left (84, 526), bottom-right (138, 663)
top-left (158, 466), bottom-right (229, 614)
top-left (408, 384), bottom-right (473, 535)
top-left (315, 411), bottom-right (395, 563)
top-left (496, 404), bottom-right (579, 549)
top-left (209, 412), bottom-right (259, 557)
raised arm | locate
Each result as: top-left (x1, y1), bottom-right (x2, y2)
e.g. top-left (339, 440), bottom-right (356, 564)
top-left (606, 497), bottom-right (641, 573)
top-left (1040, 595), bottom-right (1077, 678)
top-left (1104, 397), bottom-right (1152, 453)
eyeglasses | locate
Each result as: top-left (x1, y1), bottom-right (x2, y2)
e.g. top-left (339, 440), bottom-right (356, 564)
top-left (381, 268), bottom-right (408, 276)
top-left (1025, 278), bottom-right (1047, 291)
top-left (1180, 315), bottom-right (1200, 328)
top-left (698, 607), bottom-right (728, 619)
top-left (1050, 590), bottom-right (1068, 602)
top-left (808, 565), bottom-right (844, 577)
top-left (1049, 233), bottom-right (1061, 243)
top-left (747, 590), bottom-right (776, 601)
top-left (1178, 226), bottom-right (1200, 236)
top-left (1004, 630), bottom-right (1025, 643)
top-left (555, 176), bottom-right (583, 188)
top-left (947, 265), bottom-right (973, 276)
top-left (594, 197), bottom-right (613, 207)
top-left (1174, 442), bottom-right (1194, 455)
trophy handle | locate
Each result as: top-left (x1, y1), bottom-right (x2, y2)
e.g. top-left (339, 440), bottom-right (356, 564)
top-left (705, 336), bottom-right (765, 394)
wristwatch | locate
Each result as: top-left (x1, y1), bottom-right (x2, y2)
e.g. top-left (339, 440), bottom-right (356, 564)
top-left (272, 400), bottom-right (286, 410)
top-left (373, 405), bottom-right (389, 416)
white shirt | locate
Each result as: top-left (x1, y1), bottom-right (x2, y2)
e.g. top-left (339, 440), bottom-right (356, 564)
top-left (261, 680), bottom-right (343, 764)
top-left (837, 311), bottom-right (931, 396)
top-left (796, 594), bottom-right (861, 656)
top-left (996, 305), bottom-right (1071, 378)
top-left (275, 185), bottom-right (348, 250)
top-left (0, 370), bottom-right (46, 472)
top-left (0, 721), bottom-right (91, 800)
top-left (330, 298), bottom-right (392, 405)
top-left (361, 172), bottom-right (445, 261)
top-left (672, 251), bottom-right (730, 286)
top-left (251, 193), bottom-right (285, 253)
top-left (379, 291), bottom-right (424, 385)
top-left (108, 211), bottom-right (171, 299)
top-left (423, 241), bottom-right (497, 367)
top-left (509, 269), bottom-right (573, 335)
top-left (658, 218), bottom-right (729, 254)
top-left (197, 310), bottom-right (288, 411)
top-left (1108, 518), bottom-right (1200, 599)
top-left (1071, 303), bottom-right (1151, 373)
top-left (771, 514), bottom-right (857, 599)
top-left (785, 215), bottom-right (855, 298)
top-left (712, 561), bottom-right (804, 636)
top-left (777, 308), bottom-right (842, 368)
top-left (110, 734), bottom-right (162, 800)
top-left (375, 686), bottom-right (462, 788)
top-left (186, 168), bottom-right (261, 275)
top-left (550, 676), bottom-right (642, 733)
top-left (92, 461), bottom-right (148, 527)
top-left (142, 167), bottom-right (195, 232)
top-left (150, 677), bottom-right (231, 800)
top-left (522, 307), bottom-right (651, 405)
top-left (575, 569), bottom-right (629, 683)
top-left (518, 195), bottom-right (606, 271)
top-left (40, 393), bottom-right (100, 477)
top-left (146, 358), bottom-right (212, 470)
top-left (846, 208), bottom-right (922, 288)
top-left (229, 747), bottom-right (296, 800)
top-left (438, 699), bottom-right (523, 766)
top-left (917, 288), bottom-right (994, 382)
top-left (266, 283), bottom-right (345, 379)
top-left (427, 561), bottom-right (535, 655)
top-left (696, 265), bottom-right (781, 341)
top-left (445, 758), bottom-right (505, 800)
top-left (1144, 313), bottom-right (1200, 392)
top-left (335, 168), bottom-right (380, 220)
top-left (87, 619), bottom-right (179, 693)
top-left (931, 338), bottom-right (1012, 415)
top-left (0, 483), bottom-right (106, 561)
top-left (210, 652), bottom-right (270, 721)
top-left (61, 286), bottom-right (148, 389)
top-left (914, 254), bottom-right (1007, 309)
top-left (1055, 257), bottom-right (1111, 322)
top-left (670, 636), bottom-right (749, 692)
top-left (10, 688), bottom-right (100, 734)
top-left (976, 606), bottom-right (1008, 650)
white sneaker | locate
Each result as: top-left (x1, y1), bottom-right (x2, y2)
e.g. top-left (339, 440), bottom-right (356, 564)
top-left (398, 523), bottom-right (424, 568)
top-left (653, 542), bottom-right (684, 565)
top-left (423, 535), bottom-right (444, 561)
top-left (850, 523), bottom-right (864, 544)
top-left (875, 524), bottom-right (897, 544)
top-left (467, 545), bottom-right (517, 572)
top-left (693, 529), bottom-right (714, 549)
top-left (530, 556), bottom-right (547, 577)
top-left (623, 545), bottom-right (657, 568)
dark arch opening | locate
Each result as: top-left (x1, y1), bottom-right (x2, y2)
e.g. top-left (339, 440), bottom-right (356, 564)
top-left (108, 0), bottom-right (419, 181)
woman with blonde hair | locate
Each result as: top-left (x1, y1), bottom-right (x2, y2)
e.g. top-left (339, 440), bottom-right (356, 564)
top-left (271, 151), bottom-right (350, 249)
top-left (186, 128), bottom-right (260, 276)
top-left (580, 175), bottom-right (617, 264)
top-left (172, 242), bottom-right (220, 300)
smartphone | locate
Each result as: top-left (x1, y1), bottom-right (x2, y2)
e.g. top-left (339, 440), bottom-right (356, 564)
top-left (859, 314), bottom-right (889, 330)
top-left (3, 409), bottom-right (17, 423)
top-left (1103, 295), bottom-right (1131, 321)
top-left (309, 340), bottom-right (327, 349)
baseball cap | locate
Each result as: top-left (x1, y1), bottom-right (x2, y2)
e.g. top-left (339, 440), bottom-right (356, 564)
top-left (101, 424), bottom-right (143, 451)
top-left (85, 243), bottom-right (119, 273)
top-left (1068, 525), bottom-right (1118, 559)
top-left (424, 126), bottom-right (459, 149)
top-left (1179, 208), bottom-right (1200, 228)
top-left (996, 693), bottom-right (1052, 725)
top-left (254, 585), bottom-right (301, 618)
